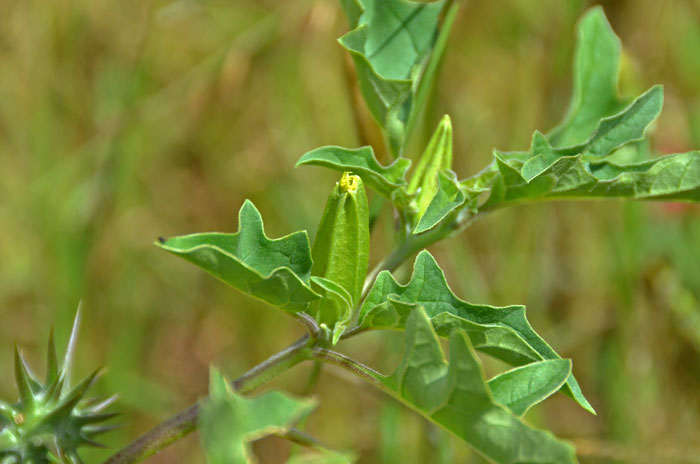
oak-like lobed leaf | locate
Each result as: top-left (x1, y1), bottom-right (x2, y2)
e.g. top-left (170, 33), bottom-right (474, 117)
top-left (296, 146), bottom-right (410, 198)
top-left (483, 147), bottom-right (700, 211)
top-left (467, 8), bottom-right (700, 213)
top-left (369, 308), bottom-right (577, 464)
top-left (200, 367), bottom-right (317, 464)
top-left (521, 85), bottom-right (664, 182)
top-left (359, 250), bottom-right (594, 414)
top-left (156, 200), bottom-right (320, 313)
top-left (579, 85), bottom-right (663, 157)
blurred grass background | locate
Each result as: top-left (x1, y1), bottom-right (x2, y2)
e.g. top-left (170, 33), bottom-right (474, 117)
top-left (1, 0), bottom-right (700, 462)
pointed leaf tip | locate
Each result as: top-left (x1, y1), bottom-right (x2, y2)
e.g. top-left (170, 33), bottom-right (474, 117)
top-left (489, 359), bottom-right (572, 416)
top-left (549, 4), bottom-right (624, 146)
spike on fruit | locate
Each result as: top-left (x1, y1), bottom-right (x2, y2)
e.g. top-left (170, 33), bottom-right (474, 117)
top-left (0, 305), bottom-right (117, 462)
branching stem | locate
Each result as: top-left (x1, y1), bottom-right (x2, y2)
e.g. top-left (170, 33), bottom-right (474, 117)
top-left (311, 348), bottom-right (382, 386)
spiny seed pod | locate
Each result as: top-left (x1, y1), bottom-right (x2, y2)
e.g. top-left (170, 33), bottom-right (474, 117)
top-left (0, 308), bottom-right (118, 464)
top-left (407, 114), bottom-right (453, 225)
top-left (311, 172), bottom-right (370, 339)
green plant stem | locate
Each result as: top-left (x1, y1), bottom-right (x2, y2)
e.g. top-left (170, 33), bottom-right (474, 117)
top-left (311, 347), bottom-right (382, 387)
top-left (102, 334), bottom-right (312, 464)
top-left (294, 312), bottom-right (321, 338)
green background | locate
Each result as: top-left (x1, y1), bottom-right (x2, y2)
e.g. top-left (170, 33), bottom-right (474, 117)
top-left (1, 0), bottom-right (699, 462)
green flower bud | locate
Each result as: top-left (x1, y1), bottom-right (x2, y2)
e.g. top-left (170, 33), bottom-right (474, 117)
top-left (310, 172), bottom-right (370, 342)
top-left (407, 115), bottom-right (453, 225)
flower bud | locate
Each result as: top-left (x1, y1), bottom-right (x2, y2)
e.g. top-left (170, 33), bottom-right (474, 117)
top-left (407, 115), bottom-right (453, 225)
top-left (310, 173), bottom-right (370, 338)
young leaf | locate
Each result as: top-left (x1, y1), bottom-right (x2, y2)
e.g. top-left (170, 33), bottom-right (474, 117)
top-left (359, 250), bottom-right (594, 414)
top-left (523, 86), bottom-right (664, 182)
top-left (368, 308), bottom-right (577, 464)
top-left (579, 85), bottom-right (663, 157)
top-left (338, 0), bottom-right (448, 155)
top-left (200, 367), bottom-right (317, 464)
top-left (156, 200), bottom-right (320, 312)
top-left (296, 146), bottom-right (410, 198)
top-left (548, 6), bottom-right (626, 147)
top-left (488, 359), bottom-right (572, 417)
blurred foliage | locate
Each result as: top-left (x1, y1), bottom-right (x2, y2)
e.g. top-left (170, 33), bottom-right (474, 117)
top-left (1, 0), bottom-right (700, 462)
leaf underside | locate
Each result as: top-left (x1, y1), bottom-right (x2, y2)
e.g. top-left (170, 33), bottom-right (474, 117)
top-left (370, 308), bottom-right (577, 464)
top-left (296, 145), bottom-right (410, 198)
top-left (488, 359), bottom-right (572, 417)
top-left (359, 250), bottom-right (595, 414)
top-left (156, 200), bottom-right (320, 312)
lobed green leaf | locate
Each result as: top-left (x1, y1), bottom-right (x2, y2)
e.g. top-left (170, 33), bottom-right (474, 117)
top-left (359, 250), bottom-right (594, 414)
top-left (200, 367), bottom-right (317, 464)
top-left (483, 147), bottom-right (700, 211)
top-left (579, 85), bottom-right (663, 157)
top-left (369, 308), bottom-right (577, 464)
top-left (156, 200), bottom-right (320, 313)
top-left (522, 86), bottom-right (664, 182)
top-left (296, 146), bottom-right (410, 198)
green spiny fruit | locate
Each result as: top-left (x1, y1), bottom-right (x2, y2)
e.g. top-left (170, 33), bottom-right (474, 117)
top-left (310, 172), bottom-right (370, 343)
top-left (0, 308), bottom-right (118, 464)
